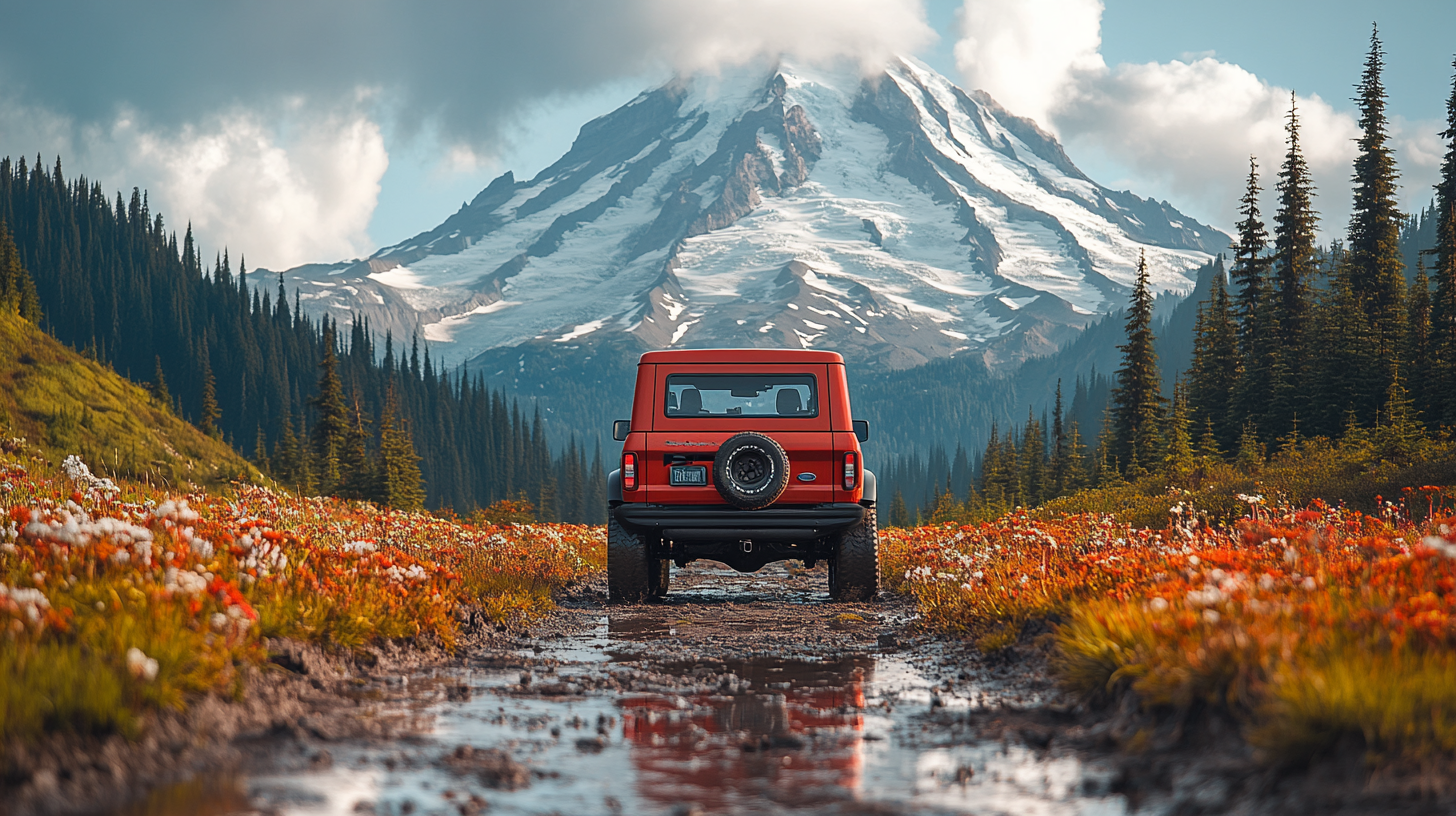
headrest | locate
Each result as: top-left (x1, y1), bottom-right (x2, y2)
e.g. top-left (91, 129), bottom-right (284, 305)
top-left (679, 388), bottom-right (703, 415)
top-left (776, 388), bottom-right (803, 415)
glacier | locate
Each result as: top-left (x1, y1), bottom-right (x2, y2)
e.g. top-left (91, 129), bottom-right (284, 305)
top-left (271, 56), bottom-right (1227, 372)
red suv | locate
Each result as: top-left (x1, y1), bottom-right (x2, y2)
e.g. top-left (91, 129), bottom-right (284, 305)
top-left (607, 349), bottom-right (878, 602)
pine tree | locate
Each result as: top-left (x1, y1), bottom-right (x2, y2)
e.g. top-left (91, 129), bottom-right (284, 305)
top-left (1346, 25), bottom-right (1406, 413)
top-left (1235, 422), bottom-right (1264, 471)
top-left (378, 384), bottom-right (425, 511)
top-left (889, 488), bottom-right (909, 527)
top-left (1229, 158), bottom-right (1276, 432)
top-left (310, 326), bottom-right (350, 494)
top-left (1049, 380), bottom-right (1069, 495)
top-left (1063, 421), bottom-right (1088, 493)
top-left (1189, 267), bottom-right (1240, 450)
top-left (1196, 417), bottom-right (1223, 461)
top-left (1164, 381), bottom-right (1194, 476)
top-left (1111, 251), bottom-right (1164, 474)
top-left (253, 426), bottom-right (270, 472)
top-left (1406, 260), bottom-right (1434, 425)
top-left (0, 221), bottom-right (40, 322)
top-left (150, 355), bottom-right (172, 411)
top-left (1270, 93), bottom-right (1321, 439)
top-left (339, 391), bottom-right (374, 500)
top-left (1022, 408), bottom-right (1047, 505)
top-left (1431, 57), bottom-right (1456, 426)
top-left (1375, 367), bottom-right (1421, 463)
top-left (199, 353), bottom-right (221, 438)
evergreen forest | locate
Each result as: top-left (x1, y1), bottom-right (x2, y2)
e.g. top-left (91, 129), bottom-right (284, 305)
top-left (0, 161), bottom-right (604, 521)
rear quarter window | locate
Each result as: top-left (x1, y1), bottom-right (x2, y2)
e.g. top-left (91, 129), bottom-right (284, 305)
top-left (664, 373), bottom-right (818, 418)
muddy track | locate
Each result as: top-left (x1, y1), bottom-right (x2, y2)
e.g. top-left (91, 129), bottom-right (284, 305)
top-left (20, 562), bottom-right (1454, 815)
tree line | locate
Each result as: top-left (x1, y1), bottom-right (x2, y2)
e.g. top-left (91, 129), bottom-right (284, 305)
top-left (1186, 31), bottom-right (1456, 451)
top-left (883, 372), bottom-right (1113, 524)
top-left (883, 30), bottom-right (1456, 524)
top-left (0, 155), bottom-right (606, 521)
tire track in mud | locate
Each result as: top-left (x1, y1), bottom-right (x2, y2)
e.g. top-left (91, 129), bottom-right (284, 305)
top-left (223, 563), bottom-right (1117, 816)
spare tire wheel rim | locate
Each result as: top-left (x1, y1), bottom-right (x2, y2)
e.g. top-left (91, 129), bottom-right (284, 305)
top-left (727, 444), bottom-right (774, 494)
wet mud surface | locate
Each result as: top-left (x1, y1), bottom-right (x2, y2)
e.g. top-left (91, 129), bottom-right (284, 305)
top-left (72, 563), bottom-right (1455, 816)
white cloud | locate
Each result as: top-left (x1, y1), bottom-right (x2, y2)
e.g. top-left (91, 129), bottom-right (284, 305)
top-left (0, 98), bottom-right (389, 271)
top-left (953, 0), bottom-right (1442, 240)
top-left (647, 0), bottom-right (935, 76)
top-left (2, 0), bottom-right (935, 271)
top-left (954, 0), bottom-right (1105, 129)
top-left (82, 109), bottom-right (388, 271)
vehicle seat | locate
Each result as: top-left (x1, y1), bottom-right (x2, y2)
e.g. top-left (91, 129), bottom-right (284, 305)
top-left (680, 388), bottom-right (704, 415)
top-left (776, 388), bottom-right (804, 416)
top-left (666, 392), bottom-right (679, 413)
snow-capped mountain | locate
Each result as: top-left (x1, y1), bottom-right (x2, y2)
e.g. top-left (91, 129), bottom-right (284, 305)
top-left (277, 57), bottom-right (1227, 371)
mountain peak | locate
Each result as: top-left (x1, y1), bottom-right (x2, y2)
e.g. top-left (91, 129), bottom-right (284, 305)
top-left (278, 57), bottom-right (1227, 371)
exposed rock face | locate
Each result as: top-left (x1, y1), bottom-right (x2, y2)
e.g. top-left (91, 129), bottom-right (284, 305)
top-left (269, 57), bottom-right (1227, 372)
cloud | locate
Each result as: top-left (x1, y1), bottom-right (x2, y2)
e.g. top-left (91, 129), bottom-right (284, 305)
top-left (953, 0), bottom-right (1442, 240)
top-left (0, 0), bottom-right (932, 269)
top-left (89, 109), bottom-right (389, 270)
top-left (954, 0), bottom-right (1105, 129)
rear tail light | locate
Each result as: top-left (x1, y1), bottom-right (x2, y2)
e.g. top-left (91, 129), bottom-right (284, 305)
top-left (842, 451), bottom-right (858, 490)
top-left (622, 452), bottom-right (638, 491)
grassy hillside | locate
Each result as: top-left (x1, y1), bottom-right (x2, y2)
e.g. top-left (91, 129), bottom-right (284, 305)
top-left (0, 312), bottom-right (258, 487)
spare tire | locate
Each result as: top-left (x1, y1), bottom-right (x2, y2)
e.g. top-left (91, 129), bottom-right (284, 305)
top-left (713, 432), bottom-right (790, 510)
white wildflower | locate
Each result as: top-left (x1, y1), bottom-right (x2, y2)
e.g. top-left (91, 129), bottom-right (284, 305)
top-left (1202, 609), bottom-right (1221, 624)
top-left (1150, 597), bottom-right (1169, 613)
top-left (126, 647), bottom-right (159, 681)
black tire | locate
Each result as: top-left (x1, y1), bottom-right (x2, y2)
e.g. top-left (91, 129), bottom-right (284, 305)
top-left (713, 432), bottom-right (790, 510)
top-left (829, 507), bottom-right (879, 602)
top-left (649, 557), bottom-right (671, 598)
top-left (608, 513), bottom-right (651, 603)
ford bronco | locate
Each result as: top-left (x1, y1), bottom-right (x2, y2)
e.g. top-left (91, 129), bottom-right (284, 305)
top-left (606, 349), bottom-right (878, 602)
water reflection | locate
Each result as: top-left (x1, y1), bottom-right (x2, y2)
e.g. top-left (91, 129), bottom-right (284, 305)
top-left (104, 776), bottom-right (251, 816)
top-left (619, 656), bottom-right (873, 812)
top-left (89, 633), bottom-right (1136, 815)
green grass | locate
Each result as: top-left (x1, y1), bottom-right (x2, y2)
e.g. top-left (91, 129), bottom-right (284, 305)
top-left (0, 312), bottom-right (258, 487)
top-left (1037, 436), bottom-right (1456, 528)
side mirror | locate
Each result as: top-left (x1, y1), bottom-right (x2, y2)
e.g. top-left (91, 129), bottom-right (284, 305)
top-left (612, 419), bottom-right (631, 442)
top-left (852, 419), bottom-right (870, 443)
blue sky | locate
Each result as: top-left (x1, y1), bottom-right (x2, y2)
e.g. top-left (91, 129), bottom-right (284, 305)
top-left (1, 1), bottom-right (1451, 270)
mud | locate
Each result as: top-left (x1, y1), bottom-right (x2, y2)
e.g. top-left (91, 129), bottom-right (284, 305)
top-left (9, 562), bottom-right (1456, 815)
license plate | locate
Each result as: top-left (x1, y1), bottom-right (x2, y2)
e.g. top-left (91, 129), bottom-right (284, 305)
top-left (670, 465), bottom-right (707, 486)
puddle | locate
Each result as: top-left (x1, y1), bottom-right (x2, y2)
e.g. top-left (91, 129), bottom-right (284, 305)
top-left (97, 627), bottom-right (1143, 816)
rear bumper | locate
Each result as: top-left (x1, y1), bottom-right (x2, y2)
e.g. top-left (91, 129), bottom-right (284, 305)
top-left (613, 502), bottom-right (865, 542)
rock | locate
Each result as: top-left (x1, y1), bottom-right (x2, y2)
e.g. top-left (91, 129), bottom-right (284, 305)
top-left (442, 745), bottom-right (531, 790)
top-left (576, 736), bottom-right (608, 753)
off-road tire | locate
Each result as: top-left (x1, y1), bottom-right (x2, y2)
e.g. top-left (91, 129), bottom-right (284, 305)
top-left (649, 557), bottom-right (671, 598)
top-left (608, 513), bottom-right (651, 603)
top-left (828, 507), bottom-right (879, 602)
top-left (713, 432), bottom-right (791, 510)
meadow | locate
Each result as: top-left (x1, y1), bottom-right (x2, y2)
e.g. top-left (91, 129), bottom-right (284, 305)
top-left (0, 442), bottom-right (602, 750)
top-left (7, 429), bottom-right (1456, 775)
top-left (884, 476), bottom-right (1456, 767)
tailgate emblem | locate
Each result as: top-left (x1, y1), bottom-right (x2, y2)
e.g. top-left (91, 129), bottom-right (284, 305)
top-left (797, 472), bottom-right (816, 482)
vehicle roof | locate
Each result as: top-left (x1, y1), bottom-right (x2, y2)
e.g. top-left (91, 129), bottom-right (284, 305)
top-left (638, 348), bottom-right (845, 365)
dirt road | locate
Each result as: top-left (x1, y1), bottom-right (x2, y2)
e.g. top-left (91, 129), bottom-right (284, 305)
top-left (66, 562), bottom-right (1441, 816)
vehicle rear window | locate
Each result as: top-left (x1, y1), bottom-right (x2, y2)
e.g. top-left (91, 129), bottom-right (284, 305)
top-left (664, 374), bottom-right (818, 418)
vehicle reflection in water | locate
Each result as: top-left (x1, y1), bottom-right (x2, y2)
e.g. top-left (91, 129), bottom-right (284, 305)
top-left (618, 655), bottom-right (874, 812)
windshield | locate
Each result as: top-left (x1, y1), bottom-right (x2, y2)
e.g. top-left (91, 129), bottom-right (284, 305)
top-left (664, 373), bottom-right (818, 418)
